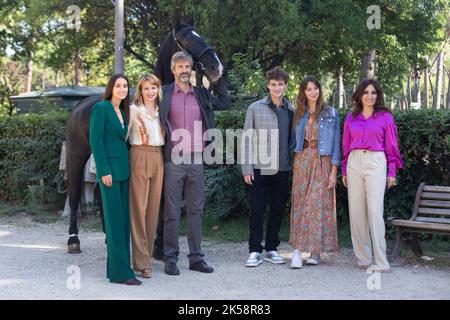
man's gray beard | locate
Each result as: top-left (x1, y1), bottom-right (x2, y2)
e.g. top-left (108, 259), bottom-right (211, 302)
top-left (180, 75), bottom-right (190, 82)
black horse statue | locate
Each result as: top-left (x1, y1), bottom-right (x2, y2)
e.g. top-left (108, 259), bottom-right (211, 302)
top-left (66, 20), bottom-right (224, 254)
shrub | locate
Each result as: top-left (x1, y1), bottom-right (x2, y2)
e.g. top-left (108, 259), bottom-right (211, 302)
top-left (0, 110), bottom-right (68, 208)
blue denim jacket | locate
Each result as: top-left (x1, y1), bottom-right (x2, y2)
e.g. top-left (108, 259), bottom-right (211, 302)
top-left (293, 106), bottom-right (340, 166)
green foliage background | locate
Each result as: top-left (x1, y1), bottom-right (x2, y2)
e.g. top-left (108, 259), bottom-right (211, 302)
top-left (0, 110), bottom-right (67, 206)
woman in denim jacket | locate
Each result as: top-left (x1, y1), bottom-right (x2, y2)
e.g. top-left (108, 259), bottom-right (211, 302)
top-left (289, 76), bottom-right (340, 269)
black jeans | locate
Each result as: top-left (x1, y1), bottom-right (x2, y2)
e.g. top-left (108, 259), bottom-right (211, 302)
top-left (248, 169), bottom-right (289, 253)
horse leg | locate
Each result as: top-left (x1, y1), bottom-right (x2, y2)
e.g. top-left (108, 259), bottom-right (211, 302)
top-left (67, 155), bottom-right (87, 254)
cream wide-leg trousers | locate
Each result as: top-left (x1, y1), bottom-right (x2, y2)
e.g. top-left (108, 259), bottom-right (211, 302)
top-left (347, 150), bottom-right (389, 269)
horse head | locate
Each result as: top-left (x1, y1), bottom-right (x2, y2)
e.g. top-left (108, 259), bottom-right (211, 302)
top-left (173, 21), bottom-right (223, 83)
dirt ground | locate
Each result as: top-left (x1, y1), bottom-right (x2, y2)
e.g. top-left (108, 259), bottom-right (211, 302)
top-left (0, 214), bottom-right (449, 300)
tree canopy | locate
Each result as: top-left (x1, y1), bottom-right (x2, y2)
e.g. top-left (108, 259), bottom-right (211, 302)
top-left (1, 0), bottom-right (449, 112)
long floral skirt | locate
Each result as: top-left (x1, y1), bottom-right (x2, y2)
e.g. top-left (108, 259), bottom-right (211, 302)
top-left (290, 150), bottom-right (339, 253)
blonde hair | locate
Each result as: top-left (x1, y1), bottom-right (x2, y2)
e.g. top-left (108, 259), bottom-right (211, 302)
top-left (133, 74), bottom-right (162, 107)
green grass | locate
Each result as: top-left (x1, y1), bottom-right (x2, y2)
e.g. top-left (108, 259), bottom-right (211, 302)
top-left (387, 235), bottom-right (450, 268)
top-left (0, 201), bottom-right (103, 231)
top-left (180, 214), bottom-right (249, 242)
top-left (77, 212), bottom-right (104, 232)
top-left (0, 202), bottom-right (60, 223)
top-left (180, 214), bottom-right (355, 247)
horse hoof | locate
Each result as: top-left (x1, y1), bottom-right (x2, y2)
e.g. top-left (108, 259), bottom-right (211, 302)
top-left (68, 244), bottom-right (81, 254)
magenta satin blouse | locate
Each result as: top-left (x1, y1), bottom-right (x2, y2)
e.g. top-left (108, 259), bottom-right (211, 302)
top-left (342, 111), bottom-right (404, 177)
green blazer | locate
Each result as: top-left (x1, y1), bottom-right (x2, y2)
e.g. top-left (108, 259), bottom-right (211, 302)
top-left (89, 99), bottom-right (129, 182)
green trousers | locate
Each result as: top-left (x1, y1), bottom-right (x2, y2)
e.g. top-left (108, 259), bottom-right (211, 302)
top-left (99, 179), bottom-right (135, 283)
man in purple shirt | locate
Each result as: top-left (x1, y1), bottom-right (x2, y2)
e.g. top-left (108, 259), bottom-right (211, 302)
top-left (157, 52), bottom-right (230, 276)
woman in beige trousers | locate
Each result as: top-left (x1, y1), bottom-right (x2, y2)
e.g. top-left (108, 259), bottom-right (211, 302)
top-left (342, 79), bottom-right (403, 272)
top-left (128, 74), bottom-right (165, 278)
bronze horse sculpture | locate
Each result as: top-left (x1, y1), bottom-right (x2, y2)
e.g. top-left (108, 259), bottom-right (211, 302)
top-left (66, 20), bottom-right (224, 254)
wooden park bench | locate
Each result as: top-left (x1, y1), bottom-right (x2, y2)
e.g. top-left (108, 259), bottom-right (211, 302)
top-left (389, 183), bottom-right (450, 259)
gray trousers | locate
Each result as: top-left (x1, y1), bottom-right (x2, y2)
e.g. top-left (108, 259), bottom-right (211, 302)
top-left (163, 160), bottom-right (205, 264)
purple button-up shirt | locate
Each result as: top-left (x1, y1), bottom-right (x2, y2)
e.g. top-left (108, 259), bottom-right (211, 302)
top-left (342, 111), bottom-right (404, 177)
top-left (168, 83), bottom-right (205, 153)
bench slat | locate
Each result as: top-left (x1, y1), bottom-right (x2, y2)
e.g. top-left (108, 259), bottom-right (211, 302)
top-left (419, 200), bottom-right (450, 208)
top-left (415, 217), bottom-right (450, 224)
top-left (391, 219), bottom-right (450, 232)
top-left (418, 207), bottom-right (450, 216)
top-left (423, 186), bottom-right (450, 193)
top-left (422, 192), bottom-right (450, 201)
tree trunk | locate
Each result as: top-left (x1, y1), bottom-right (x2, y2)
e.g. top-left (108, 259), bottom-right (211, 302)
top-left (359, 50), bottom-right (376, 81)
top-left (443, 70), bottom-right (447, 109)
top-left (55, 70), bottom-right (61, 87)
top-left (414, 67), bottom-right (421, 109)
top-left (343, 90), bottom-right (348, 109)
top-left (74, 51), bottom-right (83, 86)
top-left (423, 57), bottom-right (430, 108)
top-left (434, 50), bottom-right (444, 109)
top-left (446, 70), bottom-right (450, 110)
top-left (115, 0), bottom-right (125, 74)
top-left (399, 97), bottom-right (405, 110)
top-left (7, 97), bottom-right (14, 116)
top-left (24, 58), bottom-right (33, 93)
top-left (416, 79), bottom-right (421, 108)
top-left (407, 74), bottom-right (412, 107)
top-left (336, 67), bottom-right (344, 109)
top-left (41, 73), bottom-right (45, 90)
top-left (403, 86), bottom-right (409, 110)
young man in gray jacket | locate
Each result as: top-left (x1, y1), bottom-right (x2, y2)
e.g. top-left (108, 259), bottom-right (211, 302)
top-left (241, 67), bottom-right (295, 267)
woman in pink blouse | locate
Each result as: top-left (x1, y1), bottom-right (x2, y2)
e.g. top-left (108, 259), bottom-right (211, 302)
top-left (342, 79), bottom-right (403, 272)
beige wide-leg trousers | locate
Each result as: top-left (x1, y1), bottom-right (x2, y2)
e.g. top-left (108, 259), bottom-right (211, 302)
top-left (347, 150), bottom-right (389, 269)
top-left (129, 145), bottom-right (164, 272)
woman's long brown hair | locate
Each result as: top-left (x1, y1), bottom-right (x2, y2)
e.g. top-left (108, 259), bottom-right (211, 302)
top-left (351, 79), bottom-right (391, 118)
top-left (102, 73), bottom-right (131, 122)
top-left (293, 76), bottom-right (325, 128)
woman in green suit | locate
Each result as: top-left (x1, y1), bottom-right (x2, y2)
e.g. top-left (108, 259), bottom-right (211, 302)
top-left (89, 74), bottom-right (141, 285)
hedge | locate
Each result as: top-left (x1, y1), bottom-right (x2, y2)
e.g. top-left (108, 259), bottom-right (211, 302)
top-left (0, 110), bottom-right (68, 207)
top-left (0, 108), bottom-right (449, 229)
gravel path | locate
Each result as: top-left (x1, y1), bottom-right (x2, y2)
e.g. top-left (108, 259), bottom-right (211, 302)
top-left (1, 214), bottom-right (449, 300)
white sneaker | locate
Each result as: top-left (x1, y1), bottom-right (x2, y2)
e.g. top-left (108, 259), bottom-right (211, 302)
top-left (291, 249), bottom-right (302, 269)
top-left (306, 254), bottom-right (321, 266)
top-left (264, 251), bottom-right (286, 264)
top-left (245, 252), bottom-right (263, 267)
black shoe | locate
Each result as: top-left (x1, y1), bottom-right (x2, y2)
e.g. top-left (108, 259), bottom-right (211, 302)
top-left (164, 261), bottom-right (180, 276)
top-left (152, 246), bottom-right (165, 261)
top-left (189, 260), bottom-right (214, 273)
